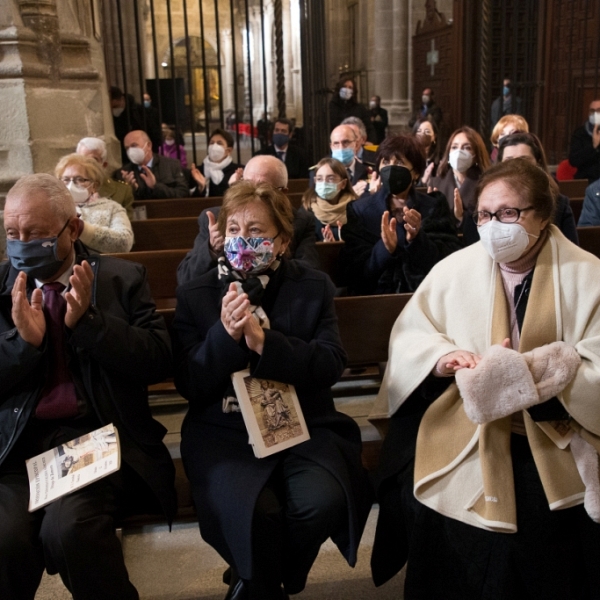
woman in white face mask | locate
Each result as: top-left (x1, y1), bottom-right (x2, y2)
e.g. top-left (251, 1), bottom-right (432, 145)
top-left (55, 154), bottom-right (134, 253)
top-left (429, 126), bottom-right (491, 228)
top-left (301, 158), bottom-right (356, 242)
top-left (190, 128), bottom-right (243, 197)
top-left (371, 158), bottom-right (600, 598)
top-left (462, 131), bottom-right (579, 247)
top-left (158, 126), bottom-right (188, 168)
top-left (328, 76), bottom-right (376, 142)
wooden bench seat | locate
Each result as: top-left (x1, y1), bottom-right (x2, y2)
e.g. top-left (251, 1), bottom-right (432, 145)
top-left (132, 193), bottom-right (303, 219)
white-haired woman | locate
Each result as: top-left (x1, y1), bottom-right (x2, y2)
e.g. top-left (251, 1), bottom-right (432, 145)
top-left (55, 154), bottom-right (134, 253)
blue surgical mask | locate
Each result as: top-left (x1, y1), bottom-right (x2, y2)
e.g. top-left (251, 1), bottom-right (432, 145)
top-left (224, 236), bottom-right (277, 274)
top-left (503, 86), bottom-right (510, 96)
top-left (315, 182), bottom-right (340, 201)
top-left (144, 100), bottom-right (151, 108)
top-left (332, 148), bottom-right (354, 166)
top-left (272, 133), bottom-right (289, 148)
top-left (6, 219), bottom-right (71, 281)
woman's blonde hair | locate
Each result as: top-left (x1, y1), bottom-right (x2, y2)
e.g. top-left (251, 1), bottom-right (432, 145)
top-left (490, 114), bottom-right (529, 147)
top-left (302, 157), bottom-right (356, 210)
top-left (55, 153), bottom-right (104, 191)
top-left (218, 180), bottom-right (294, 244)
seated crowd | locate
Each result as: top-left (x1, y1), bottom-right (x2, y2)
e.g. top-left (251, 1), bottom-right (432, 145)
top-left (3, 102), bottom-right (600, 600)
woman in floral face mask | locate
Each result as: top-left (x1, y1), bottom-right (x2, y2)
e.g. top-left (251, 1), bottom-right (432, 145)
top-left (173, 181), bottom-right (372, 600)
top-left (301, 157), bottom-right (357, 242)
top-left (54, 154), bottom-right (133, 254)
top-left (190, 128), bottom-right (243, 197)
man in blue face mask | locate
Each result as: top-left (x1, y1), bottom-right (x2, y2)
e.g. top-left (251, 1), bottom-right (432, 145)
top-left (309, 125), bottom-right (369, 196)
top-left (253, 117), bottom-right (308, 179)
top-left (490, 78), bottom-right (522, 131)
top-left (0, 174), bottom-right (176, 599)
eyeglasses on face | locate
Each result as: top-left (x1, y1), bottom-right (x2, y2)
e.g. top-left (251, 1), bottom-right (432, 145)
top-left (61, 177), bottom-right (92, 186)
top-left (315, 176), bottom-right (341, 183)
top-left (473, 206), bottom-right (534, 225)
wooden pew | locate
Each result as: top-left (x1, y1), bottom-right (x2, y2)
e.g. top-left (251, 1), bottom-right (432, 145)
top-left (286, 178), bottom-right (309, 194)
top-left (558, 179), bottom-right (588, 198)
top-left (577, 226), bottom-right (600, 258)
top-left (156, 294), bottom-right (412, 367)
top-left (570, 197), bottom-right (583, 225)
top-left (109, 250), bottom-right (188, 309)
top-left (334, 294), bottom-right (411, 366)
top-left (317, 241), bottom-right (344, 286)
top-left (132, 193), bottom-right (303, 219)
top-left (131, 217), bottom-right (199, 251)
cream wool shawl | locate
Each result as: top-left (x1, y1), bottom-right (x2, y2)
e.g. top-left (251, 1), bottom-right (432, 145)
top-left (371, 225), bottom-right (600, 532)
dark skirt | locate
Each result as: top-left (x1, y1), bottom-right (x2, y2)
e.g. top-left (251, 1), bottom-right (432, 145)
top-left (372, 415), bottom-right (600, 600)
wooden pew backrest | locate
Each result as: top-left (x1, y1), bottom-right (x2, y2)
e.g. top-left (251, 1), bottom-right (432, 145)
top-left (577, 226), bottom-right (600, 258)
top-left (334, 294), bottom-right (412, 365)
top-left (132, 193), bottom-right (302, 220)
top-left (157, 292), bottom-right (413, 367)
top-left (108, 249), bottom-right (188, 309)
top-left (131, 217), bottom-right (198, 251)
top-left (558, 179), bottom-right (589, 198)
top-left (570, 198), bottom-right (583, 224)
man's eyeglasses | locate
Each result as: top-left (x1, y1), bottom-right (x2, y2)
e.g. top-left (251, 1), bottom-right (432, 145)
top-left (473, 206), bottom-right (534, 225)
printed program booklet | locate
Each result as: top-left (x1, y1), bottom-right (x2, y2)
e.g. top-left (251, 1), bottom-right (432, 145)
top-left (231, 371), bottom-right (310, 458)
top-left (26, 423), bottom-right (120, 512)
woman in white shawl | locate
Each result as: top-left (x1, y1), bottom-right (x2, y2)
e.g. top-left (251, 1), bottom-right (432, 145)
top-left (370, 159), bottom-right (600, 599)
top-left (190, 128), bottom-right (243, 197)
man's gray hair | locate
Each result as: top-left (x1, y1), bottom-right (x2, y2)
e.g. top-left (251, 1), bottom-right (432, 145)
top-left (341, 117), bottom-right (367, 141)
top-left (7, 174), bottom-right (76, 222)
top-left (77, 137), bottom-right (108, 162)
top-left (244, 155), bottom-right (288, 189)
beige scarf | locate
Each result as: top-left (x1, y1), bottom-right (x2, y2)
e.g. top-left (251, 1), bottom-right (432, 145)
top-left (311, 195), bottom-right (354, 226)
top-left (414, 237), bottom-right (588, 532)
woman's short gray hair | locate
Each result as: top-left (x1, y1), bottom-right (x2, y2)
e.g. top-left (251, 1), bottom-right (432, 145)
top-left (7, 174), bottom-right (76, 222)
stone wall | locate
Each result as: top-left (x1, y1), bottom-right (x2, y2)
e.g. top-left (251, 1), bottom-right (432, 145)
top-left (324, 0), bottom-right (453, 129)
top-left (0, 0), bottom-right (116, 254)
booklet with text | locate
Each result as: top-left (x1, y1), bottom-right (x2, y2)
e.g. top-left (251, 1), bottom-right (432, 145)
top-left (26, 423), bottom-right (120, 511)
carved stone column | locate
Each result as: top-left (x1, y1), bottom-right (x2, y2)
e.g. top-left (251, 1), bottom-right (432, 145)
top-left (0, 0), bottom-right (114, 254)
top-left (373, 0), bottom-right (411, 127)
top-left (221, 28), bottom-right (235, 112)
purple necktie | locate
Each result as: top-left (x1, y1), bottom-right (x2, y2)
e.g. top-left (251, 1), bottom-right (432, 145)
top-left (35, 282), bottom-right (79, 419)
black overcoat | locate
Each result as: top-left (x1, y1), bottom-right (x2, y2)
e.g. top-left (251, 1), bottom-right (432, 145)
top-left (173, 259), bottom-right (372, 580)
top-left (0, 242), bottom-right (177, 521)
